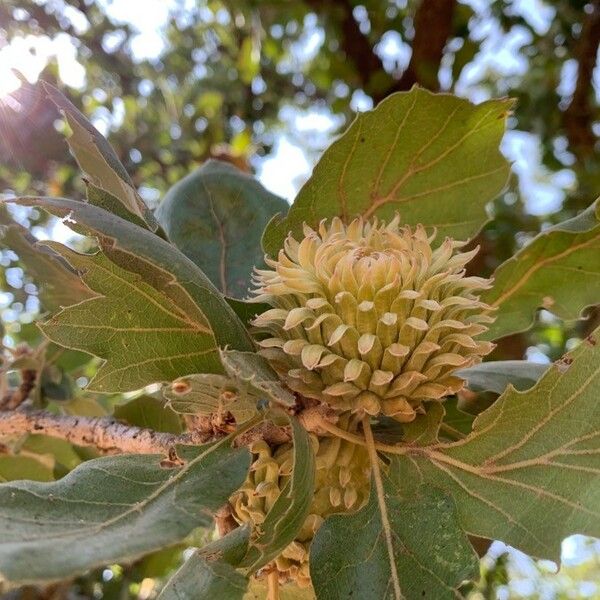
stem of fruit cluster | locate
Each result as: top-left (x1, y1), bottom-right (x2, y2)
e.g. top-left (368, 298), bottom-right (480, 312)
top-left (267, 569), bottom-right (280, 600)
top-left (362, 415), bottom-right (402, 600)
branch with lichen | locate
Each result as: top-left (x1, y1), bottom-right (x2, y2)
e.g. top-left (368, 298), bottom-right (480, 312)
top-left (0, 407), bottom-right (294, 456)
top-left (0, 408), bottom-right (214, 455)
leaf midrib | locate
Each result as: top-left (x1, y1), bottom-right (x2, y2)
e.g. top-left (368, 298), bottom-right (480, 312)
top-left (1, 437), bottom-right (231, 545)
top-left (363, 103), bottom-right (498, 220)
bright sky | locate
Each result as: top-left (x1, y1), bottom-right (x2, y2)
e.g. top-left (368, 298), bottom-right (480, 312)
top-left (0, 0), bottom-right (589, 214)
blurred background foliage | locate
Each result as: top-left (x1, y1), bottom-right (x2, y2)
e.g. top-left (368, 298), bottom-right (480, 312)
top-left (0, 0), bottom-right (599, 598)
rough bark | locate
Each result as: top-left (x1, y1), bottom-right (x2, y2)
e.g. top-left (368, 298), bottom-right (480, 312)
top-left (0, 408), bottom-right (213, 454)
top-left (564, 1), bottom-right (600, 160)
top-left (391, 0), bottom-right (457, 94)
top-left (306, 0), bottom-right (456, 101)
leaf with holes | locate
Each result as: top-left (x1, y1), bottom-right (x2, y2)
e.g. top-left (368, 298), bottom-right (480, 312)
top-left (220, 349), bottom-right (296, 407)
top-left (263, 88), bottom-right (511, 255)
top-left (163, 374), bottom-right (258, 424)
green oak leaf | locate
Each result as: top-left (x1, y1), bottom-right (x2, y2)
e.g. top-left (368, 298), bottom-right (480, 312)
top-left (442, 398), bottom-right (475, 437)
top-left (158, 527), bottom-right (250, 600)
top-left (220, 349), bottom-right (296, 407)
top-left (7, 198), bottom-right (255, 391)
top-left (86, 183), bottom-right (151, 231)
top-left (456, 360), bottom-right (549, 394)
top-left (163, 374), bottom-right (258, 424)
top-left (0, 438), bottom-right (250, 584)
top-left (156, 160), bottom-right (288, 298)
top-left (239, 413), bottom-right (315, 573)
top-left (310, 478), bottom-right (478, 600)
top-left (400, 401), bottom-right (445, 446)
top-left (0, 221), bottom-right (93, 311)
top-left (392, 328), bottom-right (600, 561)
top-left (114, 395), bottom-right (183, 434)
top-left (20, 434), bottom-right (83, 473)
top-left (43, 81), bottom-right (158, 230)
top-left (0, 455), bottom-right (54, 483)
top-left (133, 545), bottom-right (187, 580)
top-left (39, 242), bottom-right (222, 392)
top-left (483, 199), bottom-right (600, 340)
top-left (263, 88), bottom-right (511, 255)
top-left (225, 297), bottom-right (270, 328)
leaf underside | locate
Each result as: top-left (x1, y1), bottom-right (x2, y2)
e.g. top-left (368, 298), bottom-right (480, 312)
top-left (8, 197), bottom-right (255, 392)
top-left (40, 242), bottom-right (222, 392)
top-left (456, 360), bottom-right (549, 394)
top-left (220, 349), bottom-right (296, 407)
top-left (156, 160), bottom-right (288, 298)
top-left (163, 373), bottom-right (258, 424)
top-left (44, 81), bottom-right (158, 230)
top-left (158, 527), bottom-right (250, 600)
top-left (395, 328), bottom-right (600, 561)
top-left (0, 221), bottom-right (93, 311)
top-left (310, 480), bottom-right (478, 600)
top-left (0, 441), bottom-right (250, 584)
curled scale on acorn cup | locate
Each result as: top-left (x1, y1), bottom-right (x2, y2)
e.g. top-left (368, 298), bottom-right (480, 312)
top-left (230, 412), bottom-right (370, 587)
top-left (252, 215), bottom-right (495, 421)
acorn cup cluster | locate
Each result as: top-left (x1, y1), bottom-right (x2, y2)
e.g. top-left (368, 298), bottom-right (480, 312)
top-left (230, 412), bottom-right (370, 587)
top-left (229, 215), bottom-right (495, 586)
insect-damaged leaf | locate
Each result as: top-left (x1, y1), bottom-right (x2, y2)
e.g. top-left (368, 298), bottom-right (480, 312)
top-left (263, 87), bottom-right (511, 255)
top-left (393, 328), bottom-right (600, 561)
top-left (220, 349), bottom-right (296, 408)
top-left (156, 160), bottom-right (288, 298)
top-left (164, 374), bottom-right (258, 424)
top-left (0, 439), bottom-right (250, 584)
top-left (7, 198), bottom-right (255, 392)
top-left (310, 480), bottom-right (477, 600)
top-left (43, 81), bottom-right (158, 231)
top-left (483, 199), bottom-right (600, 340)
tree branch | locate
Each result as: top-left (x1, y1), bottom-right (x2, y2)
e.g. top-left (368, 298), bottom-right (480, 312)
top-left (306, 0), bottom-right (456, 102)
top-left (0, 409), bottom-right (213, 455)
top-left (0, 407), bottom-right (294, 456)
top-left (564, 1), bottom-right (600, 160)
top-left (307, 0), bottom-right (387, 91)
top-left (392, 0), bottom-right (456, 94)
